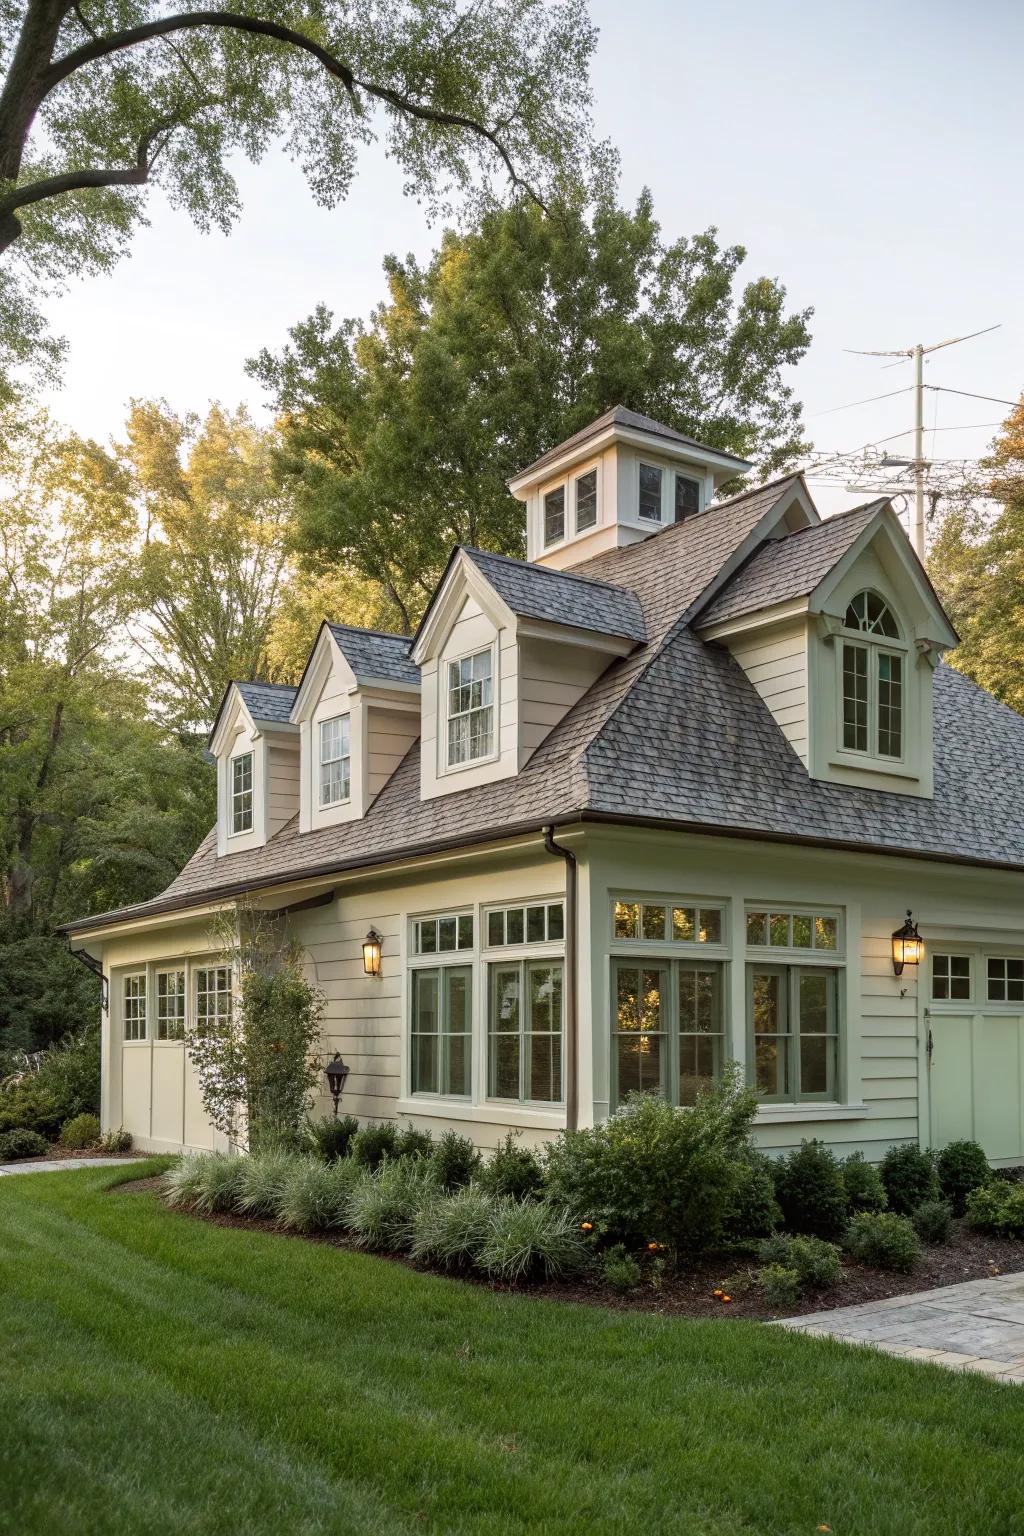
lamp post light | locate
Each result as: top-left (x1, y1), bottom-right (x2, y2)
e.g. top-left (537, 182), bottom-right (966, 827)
top-left (362, 927), bottom-right (383, 977)
top-left (324, 1052), bottom-right (350, 1117)
top-left (891, 910), bottom-right (923, 978)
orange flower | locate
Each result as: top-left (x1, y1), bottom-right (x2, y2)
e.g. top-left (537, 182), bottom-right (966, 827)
top-left (647, 1241), bottom-right (660, 1252)
top-left (721, 1295), bottom-right (732, 1303)
top-left (580, 1222), bottom-right (593, 1232)
top-left (712, 1288), bottom-right (723, 1298)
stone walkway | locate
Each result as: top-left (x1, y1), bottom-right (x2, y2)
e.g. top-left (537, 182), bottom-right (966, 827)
top-left (0, 1156), bottom-right (143, 1177)
top-left (778, 1271), bottom-right (1024, 1385)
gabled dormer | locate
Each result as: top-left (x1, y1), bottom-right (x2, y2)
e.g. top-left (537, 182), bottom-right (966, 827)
top-left (291, 622), bottom-right (420, 830)
top-left (209, 682), bottom-right (300, 857)
top-left (508, 406), bottom-right (753, 571)
top-left (411, 547), bottom-right (646, 800)
top-left (695, 499), bottom-right (959, 798)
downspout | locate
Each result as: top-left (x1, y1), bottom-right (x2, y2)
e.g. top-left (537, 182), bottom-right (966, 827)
top-left (543, 825), bottom-right (578, 1132)
top-left (67, 940), bottom-right (108, 1012)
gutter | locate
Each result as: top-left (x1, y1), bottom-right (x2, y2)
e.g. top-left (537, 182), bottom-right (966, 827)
top-left (543, 825), bottom-right (578, 1134)
top-left (67, 940), bottom-right (108, 1012)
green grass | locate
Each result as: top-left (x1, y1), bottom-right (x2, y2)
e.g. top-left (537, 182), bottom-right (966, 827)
top-left (2, 1164), bottom-right (1023, 1536)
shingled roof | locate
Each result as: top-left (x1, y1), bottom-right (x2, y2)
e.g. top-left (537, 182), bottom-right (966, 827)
top-left (326, 623), bottom-right (418, 687)
top-left (463, 547), bottom-right (647, 644)
top-left (515, 405), bottom-right (751, 480)
top-left (235, 682), bottom-right (298, 724)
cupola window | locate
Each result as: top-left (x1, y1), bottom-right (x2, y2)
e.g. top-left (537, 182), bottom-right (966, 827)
top-left (638, 463), bottom-right (663, 521)
top-left (544, 485), bottom-right (565, 546)
top-left (574, 469), bottom-right (598, 532)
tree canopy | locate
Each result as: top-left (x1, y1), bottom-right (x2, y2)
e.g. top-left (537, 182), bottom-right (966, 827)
top-left (251, 191), bottom-right (813, 628)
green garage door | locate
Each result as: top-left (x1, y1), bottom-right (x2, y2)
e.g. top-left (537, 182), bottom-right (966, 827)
top-left (928, 1009), bottom-right (1024, 1163)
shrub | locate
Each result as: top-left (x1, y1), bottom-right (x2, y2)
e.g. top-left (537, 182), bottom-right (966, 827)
top-left (235, 1150), bottom-right (300, 1219)
top-left (347, 1160), bottom-right (437, 1251)
top-left (600, 1244), bottom-right (642, 1294)
top-left (162, 1152), bottom-right (219, 1209)
top-left (410, 1186), bottom-right (497, 1269)
top-left (0, 1127), bottom-right (49, 1161)
top-left (99, 1128), bottom-right (132, 1154)
top-left (307, 1114), bottom-right (359, 1162)
top-left (544, 1070), bottom-right (760, 1259)
top-left (275, 1157), bottom-right (362, 1233)
top-left (936, 1140), bottom-right (990, 1215)
top-left (772, 1141), bottom-right (849, 1239)
top-left (478, 1132), bottom-right (545, 1200)
top-left (478, 1198), bottom-right (589, 1283)
top-left (350, 1122), bottom-right (398, 1172)
top-left (841, 1152), bottom-right (888, 1213)
top-left (758, 1264), bottom-right (801, 1311)
top-left (756, 1233), bottom-right (841, 1289)
top-left (879, 1144), bottom-right (939, 1215)
top-left (720, 1148), bottom-right (781, 1247)
top-left (756, 1232), bottom-right (793, 1268)
top-left (0, 1025), bottom-right (100, 1139)
top-left (845, 1211), bottom-right (920, 1272)
top-left (433, 1130), bottom-right (481, 1192)
top-left (965, 1180), bottom-right (1024, 1237)
top-left (394, 1124), bottom-right (435, 1161)
top-left (913, 1199), bottom-right (953, 1245)
top-left (59, 1112), bottom-right (101, 1149)
top-left (0, 1085), bottom-right (63, 1139)
top-left (192, 1154), bottom-right (249, 1215)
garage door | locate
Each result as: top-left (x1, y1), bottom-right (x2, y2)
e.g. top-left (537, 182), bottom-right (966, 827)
top-left (928, 1009), bottom-right (1024, 1163)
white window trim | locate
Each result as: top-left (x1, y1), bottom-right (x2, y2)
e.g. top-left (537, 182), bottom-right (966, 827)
top-left (154, 967), bottom-right (187, 1045)
top-left (608, 893), bottom-right (729, 955)
top-left (634, 457), bottom-right (705, 527)
top-left (929, 950), bottom-right (974, 1006)
top-left (439, 641), bottom-right (499, 775)
top-left (318, 713), bottom-right (352, 808)
top-left (122, 971), bottom-right (148, 1044)
top-left (572, 459), bottom-right (601, 536)
top-left (229, 749), bottom-right (255, 837)
top-left (835, 633), bottom-right (909, 770)
top-left (983, 952), bottom-right (1024, 1009)
top-left (542, 478), bottom-right (568, 549)
top-left (637, 459), bottom-right (665, 523)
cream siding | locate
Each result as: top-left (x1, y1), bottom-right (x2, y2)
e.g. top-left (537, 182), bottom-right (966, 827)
top-left (517, 637), bottom-right (609, 765)
top-left (367, 706), bottom-right (419, 799)
top-left (724, 619), bottom-right (809, 766)
top-left (267, 741), bottom-right (300, 835)
top-left (420, 595), bottom-right (520, 800)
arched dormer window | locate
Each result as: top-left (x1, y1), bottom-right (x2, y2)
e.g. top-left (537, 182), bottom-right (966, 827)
top-left (841, 590), bottom-right (905, 760)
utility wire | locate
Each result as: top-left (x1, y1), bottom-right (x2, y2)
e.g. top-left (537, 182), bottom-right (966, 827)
top-left (808, 386), bottom-right (911, 418)
top-left (925, 385), bottom-right (1020, 408)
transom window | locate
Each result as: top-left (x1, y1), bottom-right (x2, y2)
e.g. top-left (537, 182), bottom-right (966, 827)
top-left (612, 960), bottom-right (725, 1108)
top-left (844, 590), bottom-right (900, 637)
top-left (987, 957), bottom-right (1024, 1004)
top-left (123, 974), bottom-right (147, 1041)
top-left (411, 966), bottom-right (471, 1097)
top-left (575, 469), bottom-right (598, 533)
top-left (746, 909), bottom-right (839, 952)
top-left (931, 953), bottom-right (971, 1002)
top-left (674, 474), bottom-right (700, 522)
top-left (413, 912), bottom-right (474, 955)
top-left (156, 970), bottom-right (186, 1040)
top-left (446, 648), bottom-right (494, 766)
top-left (487, 903), bottom-right (564, 947)
top-left (488, 961), bottom-right (563, 1104)
top-left (544, 485), bottom-right (565, 546)
top-left (613, 900), bottom-right (724, 945)
top-left (230, 751), bottom-right (254, 834)
top-left (319, 715), bottom-right (351, 806)
top-left (638, 462), bottom-right (663, 521)
top-left (195, 966), bottom-right (232, 1034)
top-left (841, 591), bottom-right (904, 761)
top-left (749, 965), bottom-right (839, 1103)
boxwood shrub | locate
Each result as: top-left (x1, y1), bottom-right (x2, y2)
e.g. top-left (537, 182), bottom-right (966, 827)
top-left (841, 1152), bottom-right (887, 1213)
top-left (845, 1211), bottom-right (920, 1272)
top-left (0, 1127), bottom-right (49, 1161)
top-left (879, 1144), bottom-right (939, 1215)
top-left (772, 1141), bottom-right (849, 1239)
top-left (59, 1112), bottom-right (101, 1149)
top-left (935, 1140), bottom-right (990, 1215)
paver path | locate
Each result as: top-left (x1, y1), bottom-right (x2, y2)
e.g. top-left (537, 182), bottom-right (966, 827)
top-left (779, 1271), bottom-right (1024, 1385)
top-left (0, 1156), bottom-right (143, 1177)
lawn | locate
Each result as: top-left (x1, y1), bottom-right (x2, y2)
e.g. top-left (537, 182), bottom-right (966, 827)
top-left (2, 1164), bottom-right (1023, 1536)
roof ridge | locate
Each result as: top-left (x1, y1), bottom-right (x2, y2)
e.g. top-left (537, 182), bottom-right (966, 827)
top-left (237, 679), bottom-right (298, 692)
top-left (462, 545), bottom-right (641, 600)
top-left (328, 621), bottom-right (411, 644)
top-left (746, 496), bottom-right (887, 550)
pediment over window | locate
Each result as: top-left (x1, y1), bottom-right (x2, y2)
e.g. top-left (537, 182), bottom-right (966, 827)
top-left (208, 681), bottom-right (299, 857)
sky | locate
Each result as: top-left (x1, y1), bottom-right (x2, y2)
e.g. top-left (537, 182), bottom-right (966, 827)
top-left (39, 0), bottom-right (1024, 528)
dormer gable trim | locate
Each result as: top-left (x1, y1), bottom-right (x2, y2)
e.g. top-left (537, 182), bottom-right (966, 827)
top-left (410, 549), bottom-right (514, 666)
top-left (209, 682), bottom-right (299, 759)
top-left (684, 475), bottom-right (821, 629)
top-left (291, 622), bottom-right (358, 725)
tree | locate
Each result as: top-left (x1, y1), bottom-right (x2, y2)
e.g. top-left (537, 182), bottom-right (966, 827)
top-left (0, 0), bottom-right (598, 402)
top-left (251, 191), bottom-right (813, 627)
top-left (928, 398), bottom-right (1024, 713)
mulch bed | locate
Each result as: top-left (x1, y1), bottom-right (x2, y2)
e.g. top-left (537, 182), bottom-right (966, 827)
top-left (111, 1177), bottom-right (1024, 1322)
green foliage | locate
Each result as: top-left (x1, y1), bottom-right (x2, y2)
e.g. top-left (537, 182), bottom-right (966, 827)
top-left (0, 1085), bottom-right (62, 1139)
top-left (0, 1127), bottom-right (49, 1160)
top-left (841, 1152), bottom-right (888, 1214)
top-left (757, 1265), bottom-right (801, 1311)
top-left (965, 1180), bottom-right (1024, 1237)
top-left (0, 922), bottom-right (100, 1055)
top-left (719, 1148), bottom-right (782, 1246)
top-left (234, 1150), bottom-right (300, 1220)
top-left (913, 1200), bottom-right (953, 1245)
top-left (350, 1122), bottom-right (398, 1172)
top-left (347, 1160), bottom-right (438, 1252)
top-left (432, 1130), bottom-right (481, 1192)
top-left (274, 1157), bottom-right (362, 1233)
top-left (879, 1144), bottom-right (940, 1216)
top-left (477, 1198), bottom-right (589, 1283)
top-left (394, 1124), bottom-right (435, 1161)
top-left (191, 1155), bottom-right (250, 1216)
top-left (935, 1140), bottom-right (991, 1215)
top-left (409, 1186), bottom-right (497, 1270)
top-left (772, 1141), bottom-right (849, 1239)
top-left (477, 1132), bottom-right (545, 1200)
top-left (845, 1212), bottom-right (920, 1273)
top-left (756, 1233), bottom-right (841, 1289)
top-left (543, 1070), bottom-right (760, 1259)
top-left (307, 1114), bottom-right (360, 1162)
top-left (99, 1128), bottom-right (133, 1154)
top-left (0, 1026), bottom-right (100, 1136)
top-left (58, 1112), bottom-right (100, 1149)
top-left (600, 1244), bottom-right (643, 1295)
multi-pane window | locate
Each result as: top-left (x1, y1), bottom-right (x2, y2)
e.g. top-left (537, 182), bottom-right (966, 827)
top-left (487, 902), bottom-right (564, 947)
top-left (613, 900), bottom-right (724, 945)
top-left (931, 954), bottom-right (971, 1002)
top-left (638, 463), bottom-right (663, 521)
top-left (156, 970), bottom-right (186, 1040)
top-left (749, 966), bottom-right (838, 1103)
top-left (987, 957), bottom-right (1024, 1004)
top-left (446, 649), bottom-right (493, 766)
top-left (411, 966), bottom-right (471, 1096)
top-left (413, 913), bottom-right (474, 955)
top-left (674, 474), bottom-right (700, 522)
top-left (544, 485), bottom-right (565, 545)
top-left (231, 752), bottom-right (254, 834)
top-left (678, 964), bottom-right (724, 1106)
top-left (614, 963), bottom-right (668, 1098)
top-left (319, 715), bottom-right (351, 806)
top-left (613, 960), bottom-right (725, 1107)
top-left (123, 974), bottom-right (147, 1041)
top-left (488, 961), bottom-right (563, 1104)
top-left (745, 909), bottom-right (839, 952)
top-left (845, 590), bottom-right (900, 637)
top-left (841, 591), bottom-right (904, 761)
top-left (575, 469), bottom-right (598, 532)
top-left (195, 966), bottom-right (232, 1035)
top-left (842, 644), bottom-right (869, 752)
top-left (877, 653), bottom-right (903, 758)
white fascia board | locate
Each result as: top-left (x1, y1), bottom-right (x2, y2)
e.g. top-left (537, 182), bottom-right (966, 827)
top-left (291, 626), bottom-right (356, 722)
top-left (209, 686), bottom-right (255, 758)
top-left (697, 596), bottom-right (810, 643)
top-left (684, 480), bottom-right (819, 625)
top-left (515, 616), bottom-right (640, 657)
top-left (810, 506), bottom-right (959, 648)
top-left (410, 551), bottom-right (515, 664)
top-left (507, 425), bottom-right (752, 497)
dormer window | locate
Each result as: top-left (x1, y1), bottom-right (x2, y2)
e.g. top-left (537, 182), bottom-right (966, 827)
top-left (230, 752), bottom-right (254, 834)
top-left (674, 473), bottom-right (700, 522)
top-left (638, 462), bottom-right (662, 521)
top-left (841, 591), bottom-right (904, 761)
top-left (319, 715), bottom-right (351, 806)
top-left (575, 469), bottom-right (598, 532)
top-left (544, 486), bottom-right (565, 546)
top-left (447, 648), bottom-right (494, 766)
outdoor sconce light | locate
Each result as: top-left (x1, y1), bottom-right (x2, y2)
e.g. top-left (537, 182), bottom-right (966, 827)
top-left (891, 910), bottom-right (923, 977)
top-left (324, 1053), bottom-right (350, 1117)
top-left (362, 927), bottom-right (383, 977)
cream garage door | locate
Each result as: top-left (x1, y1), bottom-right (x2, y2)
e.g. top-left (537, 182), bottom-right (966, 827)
top-left (928, 953), bottom-right (1024, 1163)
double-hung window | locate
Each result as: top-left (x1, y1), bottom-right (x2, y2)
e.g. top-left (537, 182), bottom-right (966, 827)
top-left (410, 913), bottom-right (473, 1097)
top-left (544, 485), bottom-right (565, 545)
top-left (123, 973), bottom-right (147, 1041)
top-left (195, 966), bottom-right (232, 1036)
top-left (156, 970), bottom-right (186, 1040)
top-left (488, 961), bottom-right (563, 1104)
top-left (319, 715), bottom-right (351, 806)
top-left (575, 469), bottom-right (598, 532)
top-left (612, 960), bottom-right (725, 1107)
top-left (840, 590), bottom-right (905, 761)
top-left (446, 649), bottom-right (494, 766)
top-left (230, 751), bottom-right (254, 833)
top-left (638, 462), bottom-right (663, 521)
top-left (746, 908), bottom-right (842, 1103)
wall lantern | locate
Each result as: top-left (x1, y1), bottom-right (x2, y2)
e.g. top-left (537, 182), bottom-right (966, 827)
top-left (324, 1053), bottom-right (350, 1117)
top-left (891, 910), bottom-right (923, 977)
top-left (362, 927), bottom-right (383, 977)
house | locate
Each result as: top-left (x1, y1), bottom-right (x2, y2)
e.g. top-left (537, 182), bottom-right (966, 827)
top-left (62, 406), bottom-right (1024, 1165)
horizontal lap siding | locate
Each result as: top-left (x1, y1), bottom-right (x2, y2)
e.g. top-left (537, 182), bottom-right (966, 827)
top-left (267, 743), bottom-right (300, 836)
top-left (518, 638), bottom-right (609, 763)
top-left (727, 622), bottom-right (809, 765)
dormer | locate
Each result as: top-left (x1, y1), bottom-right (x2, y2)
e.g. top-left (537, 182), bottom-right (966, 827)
top-left (508, 406), bottom-right (752, 571)
top-left (696, 499), bottom-right (958, 798)
top-left (290, 622), bottom-right (420, 830)
top-left (209, 682), bottom-right (300, 857)
top-left (411, 547), bottom-right (646, 800)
